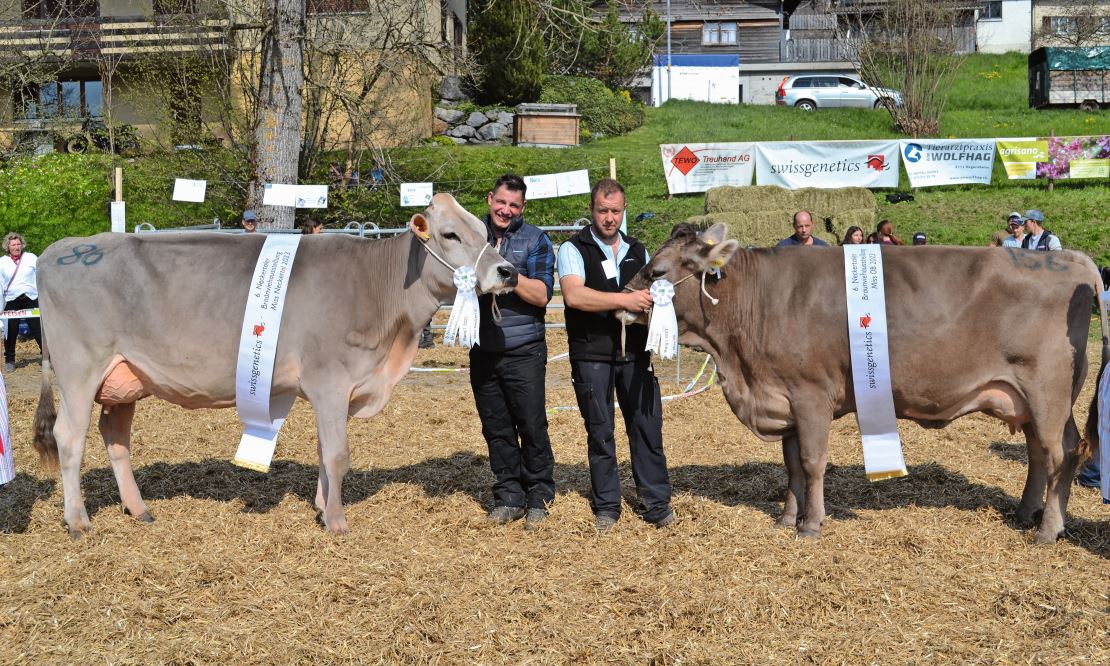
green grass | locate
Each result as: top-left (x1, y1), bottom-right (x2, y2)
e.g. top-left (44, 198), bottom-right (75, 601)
top-left (3, 54), bottom-right (1107, 263)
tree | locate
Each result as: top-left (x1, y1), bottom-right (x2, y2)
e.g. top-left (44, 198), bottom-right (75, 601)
top-left (469, 0), bottom-right (546, 105)
top-left (843, 0), bottom-right (970, 137)
top-left (559, 1), bottom-right (663, 90)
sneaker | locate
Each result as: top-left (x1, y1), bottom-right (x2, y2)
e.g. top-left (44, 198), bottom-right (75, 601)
top-left (595, 513), bottom-right (618, 534)
top-left (418, 328), bottom-right (435, 349)
top-left (523, 508), bottom-right (548, 531)
top-left (653, 511), bottom-right (676, 529)
top-left (3, 362), bottom-right (12, 373)
top-left (487, 506), bottom-right (526, 525)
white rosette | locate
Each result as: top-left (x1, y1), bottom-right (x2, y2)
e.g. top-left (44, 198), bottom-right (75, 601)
top-left (442, 266), bottom-right (481, 348)
top-left (645, 279), bottom-right (679, 360)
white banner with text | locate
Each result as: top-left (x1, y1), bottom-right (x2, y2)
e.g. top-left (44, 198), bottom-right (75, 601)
top-left (659, 143), bottom-right (756, 194)
top-left (755, 141), bottom-right (900, 189)
top-left (899, 139), bottom-right (996, 188)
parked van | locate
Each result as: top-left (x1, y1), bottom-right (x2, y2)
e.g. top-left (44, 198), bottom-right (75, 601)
top-left (775, 74), bottom-right (903, 111)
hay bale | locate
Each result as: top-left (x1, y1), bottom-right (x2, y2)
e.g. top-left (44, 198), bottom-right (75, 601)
top-left (794, 187), bottom-right (876, 215)
top-left (704, 185), bottom-right (793, 214)
top-left (690, 211), bottom-right (838, 248)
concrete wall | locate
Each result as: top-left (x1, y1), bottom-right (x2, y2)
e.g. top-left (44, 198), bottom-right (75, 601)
top-left (976, 1), bottom-right (1032, 54)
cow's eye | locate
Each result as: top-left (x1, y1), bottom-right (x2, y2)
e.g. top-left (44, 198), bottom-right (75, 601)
top-left (651, 268), bottom-right (668, 280)
top-left (443, 232), bottom-right (460, 242)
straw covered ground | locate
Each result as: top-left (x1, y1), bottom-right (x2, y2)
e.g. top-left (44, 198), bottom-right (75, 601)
top-left (1, 333), bottom-right (1107, 664)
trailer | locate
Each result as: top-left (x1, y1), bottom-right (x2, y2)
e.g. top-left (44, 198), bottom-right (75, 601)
top-left (651, 54), bottom-right (740, 107)
top-left (1029, 46), bottom-right (1109, 111)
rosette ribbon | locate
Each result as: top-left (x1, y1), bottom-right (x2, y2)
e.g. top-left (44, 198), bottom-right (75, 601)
top-left (442, 265), bottom-right (481, 348)
top-left (645, 279), bottom-right (679, 360)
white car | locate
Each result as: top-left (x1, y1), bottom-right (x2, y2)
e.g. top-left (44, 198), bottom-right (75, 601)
top-left (775, 74), bottom-right (904, 111)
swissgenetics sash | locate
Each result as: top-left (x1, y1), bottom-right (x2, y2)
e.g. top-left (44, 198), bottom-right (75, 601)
top-left (1096, 290), bottom-right (1110, 504)
top-left (844, 245), bottom-right (908, 481)
top-left (0, 371), bottom-right (12, 485)
top-left (233, 235), bottom-right (302, 473)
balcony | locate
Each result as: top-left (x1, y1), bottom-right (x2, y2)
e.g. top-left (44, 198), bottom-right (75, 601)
top-left (0, 13), bottom-right (230, 61)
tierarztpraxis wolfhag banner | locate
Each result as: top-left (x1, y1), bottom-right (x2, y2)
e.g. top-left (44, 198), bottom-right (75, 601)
top-left (899, 139), bottom-right (996, 188)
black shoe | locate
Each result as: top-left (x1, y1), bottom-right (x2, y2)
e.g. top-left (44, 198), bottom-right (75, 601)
top-left (595, 512), bottom-right (618, 534)
top-left (3, 362), bottom-right (12, 373)
top-left (487, 506), bottom-right (526, 525)
top-left (523, 508), bottom-right (548, 531)
top-left (418, 329), bottom-right (435, 349)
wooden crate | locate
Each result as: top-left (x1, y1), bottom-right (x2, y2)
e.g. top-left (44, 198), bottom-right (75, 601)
top-left (514, 109), bottom-right (580, 147)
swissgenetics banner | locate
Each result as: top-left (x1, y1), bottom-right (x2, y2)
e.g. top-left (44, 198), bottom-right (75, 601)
top-left (899, 139), bottom-right (996, 188)
top-left (660, 143), bottom-right (755, 194)
top-left (754, 141), bottom-right (900, 189)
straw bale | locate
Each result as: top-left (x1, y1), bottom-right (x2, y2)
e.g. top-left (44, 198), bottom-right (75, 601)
top-left (1, 337), bottom-right (1107, 664)
top-left (689, 212), bottom-right (839, 247)
top-left (704, 185), bottom-right (794, 214)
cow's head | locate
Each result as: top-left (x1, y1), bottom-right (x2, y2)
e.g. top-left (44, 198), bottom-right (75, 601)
top-left (619, 222), bottom-right (740, 325)
top-left (409, 193), bottom-right (517, 295)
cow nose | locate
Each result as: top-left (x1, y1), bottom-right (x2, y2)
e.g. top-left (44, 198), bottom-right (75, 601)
top-left (498, 264), bottom-right (518, 285)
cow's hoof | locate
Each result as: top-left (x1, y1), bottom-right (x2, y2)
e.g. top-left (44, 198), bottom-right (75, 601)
top-left (66, 525), bottom-right (93, 540)
top-left (773, 516), bottom-right (796, 529)
top-left (796, 526), bottom-right (822, 540)
top-left (1015, 507), bottom-right (1043, 528)
top-left (135, 511), bottom-right (156, 524)
top-left (1032, 528), bottom-right (1061, 545)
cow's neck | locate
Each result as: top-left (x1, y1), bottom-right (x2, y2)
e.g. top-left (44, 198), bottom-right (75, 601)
top-left (400, 233), bottom-right (457, 323)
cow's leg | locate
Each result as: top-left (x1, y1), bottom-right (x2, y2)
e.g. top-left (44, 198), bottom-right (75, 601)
top-left (775, 434), bottom-right (804, 529)
top-left (54, 387), bottom-right (98, 537)
top-left (314, 401), bottom-right (351, 535)
top-left (98, 402), bottom-right (153, 523)
top-left (315, 440), bottom-right (327, 515)
top-left (1016, 428), bottom-right (1046, 527)
top-left (1030, 415), bottom-right (1080, 544)
top-left (795, 410), bottom-right (833, 539)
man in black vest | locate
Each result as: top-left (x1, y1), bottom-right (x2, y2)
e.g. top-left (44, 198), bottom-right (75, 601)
top-left (557, 178), bottom-right (674, 533)
top-left (1020, 209), bottom-right (1061, 251)
top-left (470, 174), bottom-right (556, 530)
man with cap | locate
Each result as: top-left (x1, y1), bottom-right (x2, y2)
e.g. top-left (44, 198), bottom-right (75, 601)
top-left (991, 212), bottom-right (1023, 247)
top-left (911, 232), bottom-right (927, 246)
top-left (1001, 215), bottom-right (1026, 248)
top-left (1020, 210), bottom-right (1061, 251)
top-left (242, 210), bottom-right (258, 233)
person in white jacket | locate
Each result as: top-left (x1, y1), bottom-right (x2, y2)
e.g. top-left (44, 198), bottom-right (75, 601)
top-left (0, 232), bottom-right (42, 372)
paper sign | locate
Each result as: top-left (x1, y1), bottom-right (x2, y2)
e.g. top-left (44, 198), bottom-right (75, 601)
top-left (110, 201), bottom-right (126, 233)
top-left (400, 182), bottom-right (433, 207)
top-left (263, 183), bottom-right (297, 207)
top-left (523, 174), bottom-right (558, 200)
top-left (172, 178), bottom-right (207, 202)
top-left (555, 169), bottom-right (591, 197)
top-left (294, 185), bottom-right (328, 209)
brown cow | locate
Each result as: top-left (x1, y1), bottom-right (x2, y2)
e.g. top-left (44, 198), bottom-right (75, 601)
top-left (32, 193), bottom-right (517, 537)
top-left (621, 223), bottom-right (1107, 543)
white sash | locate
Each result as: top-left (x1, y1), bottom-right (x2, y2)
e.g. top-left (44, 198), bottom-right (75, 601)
top-left (844, 245), bottom-right (907, 481)
top-left (232, 235), bottom-right (302, 473)
top-left (1097, 290), bottom-right (1110, 504)
top-left (0, 308), bottom-right (40, 319)
top-left (0, 371), bottom-right (12, 485)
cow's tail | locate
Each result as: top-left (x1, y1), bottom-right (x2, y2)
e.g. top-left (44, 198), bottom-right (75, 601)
top-left (1079, 273), bottom-right (1110, 463)
top-left (31, 331), bottom-right (59, 471)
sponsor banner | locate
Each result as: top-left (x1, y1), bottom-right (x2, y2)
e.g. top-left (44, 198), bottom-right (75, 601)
top-left (899, 139), bottom-right (995, 188)
top-left (660, 143), bottom-right (755, 194)
top-left (233, 234), bottom-right (302, 473)
top-left (0, 371), bottom-right (11, 485)
top-left (754, 141), bottom-right (900, 189)
top-left (997, 138), bottom-right (1048, 179)
top-left (1037, 135), bottom-right (1110, 180)
top-left (844, 245), bottom-right (907, 482)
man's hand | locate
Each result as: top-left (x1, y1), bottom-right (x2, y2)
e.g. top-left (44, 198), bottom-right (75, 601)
top-left (622, 289), bottom-right (653, 313)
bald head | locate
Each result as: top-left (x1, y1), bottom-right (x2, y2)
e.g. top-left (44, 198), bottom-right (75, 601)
top-left (792, 210), bottom-right (814, 243)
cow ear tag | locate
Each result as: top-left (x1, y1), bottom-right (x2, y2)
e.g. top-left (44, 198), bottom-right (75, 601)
top-left (409, 213), bottom-right (431, 241)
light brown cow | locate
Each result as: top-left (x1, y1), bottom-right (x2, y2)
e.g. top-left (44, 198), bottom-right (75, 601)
top-left (622, 223), bottom-right (1107, 544)
top-left (32, 193), bottom-right (516, 537)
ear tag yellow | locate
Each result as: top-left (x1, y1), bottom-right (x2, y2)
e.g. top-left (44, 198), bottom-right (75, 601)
top-left (709, 258), bottom-right (725, 269)
top-left (704, 239), bottom-right (715, 246)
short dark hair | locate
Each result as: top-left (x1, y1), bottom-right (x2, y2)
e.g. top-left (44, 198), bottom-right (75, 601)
top-left (590, 178), bottom-right (625, 208)
top-left (492, 174), bottom-right (526, 198)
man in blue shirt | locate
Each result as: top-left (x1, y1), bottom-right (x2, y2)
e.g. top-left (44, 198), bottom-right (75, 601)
top-left (470, 174), bottom-right (556, 530)
top-left (557, 178), bottom-right (674, 533)
top-left (776, 211), bottom-right (829, 247)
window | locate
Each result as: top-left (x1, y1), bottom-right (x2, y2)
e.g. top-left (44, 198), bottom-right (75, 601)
top-left (16, 79), bottom-right (102, 120)
top-left (440, 0), bottom-right (448, 43)
top-left (814, 77), bottom-right (839, 88)
top-left (838, 77), bottom-right (863, 88)
top-left (982, 1), bottom-right (1002, 20)
top-left (702, 21), bottom-right (737, 46)
top-left (1048, 16), bottom-right (1077, 35)
top-left (22, 0), bottom-right (97, 20)
top-left (792, 78), bottom-right (813, 88)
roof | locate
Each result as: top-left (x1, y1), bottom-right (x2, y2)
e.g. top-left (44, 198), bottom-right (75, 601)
top-left (653, 54), bottom-right (741, 67)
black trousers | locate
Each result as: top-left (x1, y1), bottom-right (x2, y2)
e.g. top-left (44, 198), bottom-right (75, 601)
top-left (4, 294), bottom-right (42, 364)
top-left (571, 354), bottom-right (671, 523)
top-left (470, 339), bottom-right (555, 509)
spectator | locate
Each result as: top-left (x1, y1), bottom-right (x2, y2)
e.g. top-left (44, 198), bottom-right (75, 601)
top-left (991, 212), bottom-right (1023, 247)
top-left (912, 232), bottom-right (927, 246)
top-left (1001, 216), bottom-right (1026, 248)
top-left (0, 232), bottom-right (43, 372)
top-left (1020, 210), bottom-right (1061, 251)
top-left (242, 210), bottom-right (258, 233)
top-left (841, 226), bottom-right (865, 245)
top-left (470, 174), bottom-right (556, 529)
top-left (777, 211), bottom-right (829, 247)
top-left (303, 219), bottom-right (324, 234)
top-left (872, 219), bottom-right (903, 246)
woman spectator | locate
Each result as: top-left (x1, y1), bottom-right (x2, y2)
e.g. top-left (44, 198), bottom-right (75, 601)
top-left (0, 232), bottom-right (43, 372)
top-left (873, 219), bottom-right (903, 246)
top-left (841, 226), bottom-right (864, 245)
